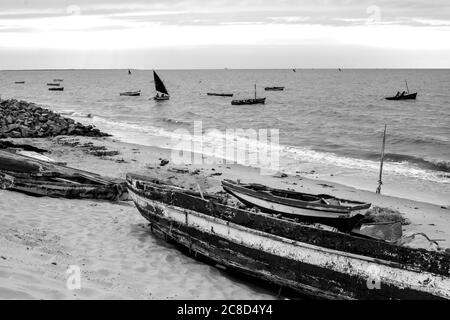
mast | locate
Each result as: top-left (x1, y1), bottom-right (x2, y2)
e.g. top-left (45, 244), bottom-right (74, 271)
top-left (254, 84), bottom-right (256, 99)
top-left (405, 80), bottom-right (409, 94)
top-left (376, 124), bottom-right (387, 194)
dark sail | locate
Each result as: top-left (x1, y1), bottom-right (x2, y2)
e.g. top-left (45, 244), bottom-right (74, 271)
top-left (153, 70), bottom-right (169, 95)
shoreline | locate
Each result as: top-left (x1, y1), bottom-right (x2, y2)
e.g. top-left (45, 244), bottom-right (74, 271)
top-left (1, 135), bottom-right (450, 299)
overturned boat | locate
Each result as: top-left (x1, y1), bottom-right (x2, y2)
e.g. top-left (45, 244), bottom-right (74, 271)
top-left (0, 150), bottom-right (128, 201)
top-left (126, 173), bottom-right (450, 300)
top-left (222, 179), bottom-right (370, 230)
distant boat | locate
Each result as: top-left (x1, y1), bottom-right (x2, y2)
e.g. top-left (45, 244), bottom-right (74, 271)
top-left (153, 70), bottom-right (169, 101)
top-left (49, 87), bottom-right (64, 91)
top-left (231, 84), bottom-right (265, 105)
top-left (53, 79), bottom-right (64, 82)
top-left (47, 83), bottom-right (60, 86)
top-left (207, 92), bottom-right (234, 97)
top-left (128, 69), bottom-right (132, 75)
top-left (265, 86), bottom-right (284, 91)
top-left (14, 81), bottom-right (25, 84)
top-left (120, 90), bottom-right (141, 96)
top-left (292, 69), bottom-right (296, 72)
top-left (385, 80), bottom-right (417, 101)
top-left (338, 68), bottom-right (342, 72)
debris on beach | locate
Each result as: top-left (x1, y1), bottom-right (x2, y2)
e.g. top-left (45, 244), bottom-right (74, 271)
top-left (55, 137), bottom-right (120, 158)
top-left (159, 159), bottom-right (170, 166)
top-left (0, 99), bottom-right (109, 138)
top-left (0, 149), bottom-right (129, 201)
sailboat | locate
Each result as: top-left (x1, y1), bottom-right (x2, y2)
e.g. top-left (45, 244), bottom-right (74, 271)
top-left (231, 84), bottom-right (265, 105)
top-left (153, 70), bottom-right (170, 101)
top-left (385, 80), bottom-right (417, 100)
top-left (128, 69), bottom-right (132, 75)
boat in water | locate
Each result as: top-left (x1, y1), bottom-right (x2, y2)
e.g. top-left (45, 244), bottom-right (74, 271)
top-left (47, 83), bottom-right (60, 86)
top-left (0, 150), bottom-right (128, 201)
top-left (153, 70), bottom-right (169, 101)
top-left (222, 179), bottom-right (370, 230)
top-left (207, 93), bottom-right (234, 97)
top-left (53, 79), bottom-right (64, 82)
top-left (264, 86), bottom-right (284, 91)
top-left (48, 87), bottom-right (64, 91)
top-left (386, 80), bottom-right (417, 100)
top-left (231, 84), bottom-right (266, 105)
top-left (14, 81), bottom-right (25, 84)
top-left (120, 90), bottom-right (141, 96)
top-left (126, 173), bottom-right (450, 300)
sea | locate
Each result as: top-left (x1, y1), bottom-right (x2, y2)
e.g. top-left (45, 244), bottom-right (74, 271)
top-left (1, 69), bottom-right (449, 205)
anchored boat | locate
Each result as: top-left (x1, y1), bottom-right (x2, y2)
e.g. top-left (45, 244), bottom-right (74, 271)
top-left (207, 93), bottom-right (234, 97)
top-left (48, 87), bottom-right (64, 91)
top-left (264, 87), bottom-right (284, 91)
top-left (386, 80), bottom-right (417, 100)
top-left (126, 174), bottom-right (450, 300)
top-left (120, 90), bottom-right (141, 96)
top-left (222, 179), bottom-right (370, 230)
top-left (231, 84), bottom-right (266, 105)
top-left (153, 70), bottom-right (170, 101)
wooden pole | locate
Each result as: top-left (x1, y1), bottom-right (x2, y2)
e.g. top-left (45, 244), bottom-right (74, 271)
top-left (376, 124), bottom-right (387, 194)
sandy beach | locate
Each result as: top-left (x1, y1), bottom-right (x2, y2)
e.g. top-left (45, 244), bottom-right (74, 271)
top-left (1, 135), bottom-right (449, 299)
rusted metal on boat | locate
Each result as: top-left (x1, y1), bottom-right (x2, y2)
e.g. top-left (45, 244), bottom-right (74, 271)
top-left (0, 150), bottom-right (128, 201)
top-left (126, 173), bottom-right (450, 300)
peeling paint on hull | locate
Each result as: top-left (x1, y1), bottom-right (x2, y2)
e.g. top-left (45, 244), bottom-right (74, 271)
top-left (127, 182), bottom-right (450, 300)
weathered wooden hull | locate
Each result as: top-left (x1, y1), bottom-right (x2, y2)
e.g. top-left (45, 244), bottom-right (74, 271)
top-left (126, 174), bottom-right (450, 300)
top-left (222, 180), bottom-right (370, 230)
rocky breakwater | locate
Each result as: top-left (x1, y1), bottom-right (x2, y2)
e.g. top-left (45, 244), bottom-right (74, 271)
top-left (0, 99), bottom-right (109, 138)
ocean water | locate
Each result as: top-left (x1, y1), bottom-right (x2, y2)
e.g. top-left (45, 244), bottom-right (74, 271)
top-left (1, 69), bottom-right (449, 204)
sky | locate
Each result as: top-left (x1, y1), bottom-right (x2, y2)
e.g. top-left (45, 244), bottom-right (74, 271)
top-left (1, 0), bottom-right (450, 69)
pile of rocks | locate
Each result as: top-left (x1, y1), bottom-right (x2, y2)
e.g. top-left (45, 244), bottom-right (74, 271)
top-left (0, 99), bottom-right (109, 138)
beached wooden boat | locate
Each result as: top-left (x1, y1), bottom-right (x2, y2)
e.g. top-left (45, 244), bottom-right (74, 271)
top-left (153, 70), bottom-right (170, 101)
top-left (207, 93), bottom-right (234, 97)
top-left (47, 83), bottom-right (60, 86)
top-left (49, 87), bottom-right (64, 91)
top-left (120, 90), bottom-right (141, 96)
top-left (0, 150), bottom-right (128, 201)
top-left (265, 87), bottom-right (284, 91)
top-left (222, 179), bottom-right (370, 230)
top-left (231, 84), bottom-right (266, 105)
top-left (126, 173), bottom-right (450, 300)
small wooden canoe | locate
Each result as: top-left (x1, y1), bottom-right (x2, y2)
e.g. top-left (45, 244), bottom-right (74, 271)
top-left (231, 98), bottom-right (265, 105)
top-left (47, 83), bottom-right (60, 86)
top-left (265, 87), bottom-right (284, 91)
top-left (14, 81), bottom-right (25, 84)
top-left (207, 93), bottom-right (234, 97)
top-left (221, 179), bottom-right (370, 230)
top-left (120, 90), bottom-right (141, 96)
top-left (386, 93), bottom-right (417, 100)
top-left (49, 87), bottom-right (64, 91)
top-left (126, 173), bottom-right (450, 300)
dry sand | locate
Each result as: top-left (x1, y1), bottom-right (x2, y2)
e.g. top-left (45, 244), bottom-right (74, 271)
top-left (1, 136), bottom-right (449, 299)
